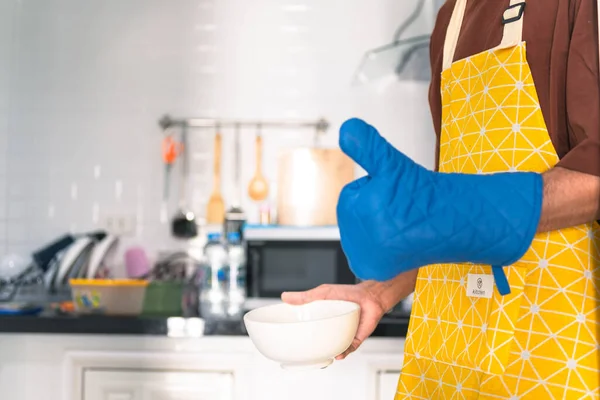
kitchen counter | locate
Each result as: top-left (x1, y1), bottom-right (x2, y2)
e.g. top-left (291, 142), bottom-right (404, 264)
top-left (0, 313), bottom-right (410, 337)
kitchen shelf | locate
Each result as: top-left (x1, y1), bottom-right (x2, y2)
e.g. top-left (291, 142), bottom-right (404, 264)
top-left (243, 225), bottom-right (340, 241)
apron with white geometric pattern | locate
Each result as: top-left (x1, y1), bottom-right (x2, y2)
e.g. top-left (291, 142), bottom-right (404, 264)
top-left (395, 0), bottom-right (600, 398)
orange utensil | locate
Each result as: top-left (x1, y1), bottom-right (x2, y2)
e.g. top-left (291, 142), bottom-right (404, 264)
top-left (248, 131), bottom-right (269, 202)
top-left (162, 134), bottom-right (183, 201)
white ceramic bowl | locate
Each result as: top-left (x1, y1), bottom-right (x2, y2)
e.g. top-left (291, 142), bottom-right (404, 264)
top-left (243, 300), bottom-right (360, 370)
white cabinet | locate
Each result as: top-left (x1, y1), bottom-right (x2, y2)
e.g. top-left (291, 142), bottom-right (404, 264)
top-left (377, 371), bottom-right (400, 400)
top-left (83, 370), bottom-right (234, 400)
top-left (66, 348), bottom-right (251, 400)
top-left (0, 334), bottom-right (405, 400)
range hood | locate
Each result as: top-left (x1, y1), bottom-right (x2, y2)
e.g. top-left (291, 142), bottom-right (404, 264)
top-left (353, 0), bottom-right (444, 85)
top-left (354, 34), bottom-right (431, 84)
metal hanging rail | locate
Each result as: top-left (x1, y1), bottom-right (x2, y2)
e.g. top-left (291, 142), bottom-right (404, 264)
top-left (158, 114), bottom-right (330, 133)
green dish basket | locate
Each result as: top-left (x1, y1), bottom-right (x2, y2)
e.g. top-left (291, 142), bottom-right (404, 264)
top-left (141, 281), bottom-right (183, 317)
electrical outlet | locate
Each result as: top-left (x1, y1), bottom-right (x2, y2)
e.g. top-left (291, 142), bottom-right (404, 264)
top-left (103, 214), bottom-right (137, 237)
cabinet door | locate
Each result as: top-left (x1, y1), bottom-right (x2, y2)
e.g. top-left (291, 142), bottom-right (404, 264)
top-left (377, 371), bottom-right (400, 400)
top-left (83, 370), bottom-right (234, 400)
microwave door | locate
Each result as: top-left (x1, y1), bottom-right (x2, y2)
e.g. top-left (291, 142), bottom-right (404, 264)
top-left (247, 241), bottom-right (354, 298)
top-left (261, 247), bottom-right (337, 293)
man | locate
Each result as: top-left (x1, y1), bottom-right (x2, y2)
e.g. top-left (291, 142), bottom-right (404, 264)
top-left (283, 0), bottom-right (600, 398)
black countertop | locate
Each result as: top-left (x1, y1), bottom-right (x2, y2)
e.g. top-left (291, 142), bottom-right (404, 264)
top-left (0, 313), bottom-right (409, 337)
top-left (0, 313), bottom-right (244, 336)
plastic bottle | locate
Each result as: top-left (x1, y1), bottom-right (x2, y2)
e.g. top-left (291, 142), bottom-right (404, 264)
top-left (225, 232), bottom-right (246, 319)
top-left (199, 232), bottom-right (228, 321)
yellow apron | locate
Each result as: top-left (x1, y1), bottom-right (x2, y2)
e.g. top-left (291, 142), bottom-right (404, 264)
top-left (395, 0), bottom-right (600, 398)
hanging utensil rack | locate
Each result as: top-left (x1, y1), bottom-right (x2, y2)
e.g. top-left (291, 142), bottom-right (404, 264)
top-left (158, 114), bottom-right (332, 229)
top-left (158, 114), bottom-right (330, 133)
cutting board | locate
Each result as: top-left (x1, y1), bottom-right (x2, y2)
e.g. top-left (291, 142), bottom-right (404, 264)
top-left (277, 148), bottom-right (355, 226)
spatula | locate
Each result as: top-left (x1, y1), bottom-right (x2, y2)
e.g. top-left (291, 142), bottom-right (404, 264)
top-left (206, 129), bottom-right (225, 224)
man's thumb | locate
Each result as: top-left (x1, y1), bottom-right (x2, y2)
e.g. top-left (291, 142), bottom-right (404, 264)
top-left (339, 118), bottom-right (402, 176)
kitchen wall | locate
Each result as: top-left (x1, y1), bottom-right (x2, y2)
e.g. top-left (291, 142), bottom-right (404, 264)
top-left (0, 0), bottom-right (438, 265)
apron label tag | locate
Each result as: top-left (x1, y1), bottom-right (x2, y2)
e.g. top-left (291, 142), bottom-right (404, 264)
top-left (466, 274), bottom-right (494, 299)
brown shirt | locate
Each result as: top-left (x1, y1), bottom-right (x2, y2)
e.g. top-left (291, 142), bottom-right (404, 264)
top-left (429, 0), bottom-right (600, 177)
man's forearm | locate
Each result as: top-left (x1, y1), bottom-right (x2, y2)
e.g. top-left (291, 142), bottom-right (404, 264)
top-left (538, 167), bottom-right (600, 233)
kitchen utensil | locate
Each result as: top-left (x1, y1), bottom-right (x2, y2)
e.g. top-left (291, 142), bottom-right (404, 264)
top-left (258, 203), bottom-right (273, 225)
top-left (232, 124), bottom-right (243, 207)
top-left (32, 234), bottom-right (75, 273)
top-left (171, 124), bottom-right (198, 238)
top-left (247, 126), bottom-right (269, 202)
top-left (87, 235), bottom-right (119, 279)
top-left (206, 128), bottom-right (225, 224)
top-left (152, 251), bottom-right (200, 281)
top-left (162, 132), bottom-right (182, 201)
top-left (53, 237), bottom-right (95, 290)
top-left (277, 147), bottom-right (354, 226)
top-left (243, 300), bottom-right (360, 370)
top-left (224, 124), bottom-right (246, 236)
top-left (124, 247), bottom-right (151, 279)
top-left (66, 244), bottom-right (94, 281)
top-left (83, 230), bottom-right (108, 241)
top-left (43, 254), bottom-right (62, 292)
top-left (70, 279), bottom-right (149, 316)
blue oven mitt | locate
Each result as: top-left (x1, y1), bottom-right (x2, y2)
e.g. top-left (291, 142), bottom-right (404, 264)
top-left (336, 119), bottom-right (543, 295)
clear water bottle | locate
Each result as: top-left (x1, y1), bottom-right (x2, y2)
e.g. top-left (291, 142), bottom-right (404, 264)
top-left (400, 292), bottom-right (414, 314)
top-left (225, 232), bottom-right (246, 319)
top-left (199, 233), bottom-right (228, 321)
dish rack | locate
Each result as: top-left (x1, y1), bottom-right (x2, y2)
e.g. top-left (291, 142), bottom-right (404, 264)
top-left (0, 266), bottom-right (50, 303)
top-left (0, 232), bottom-right (117, 304)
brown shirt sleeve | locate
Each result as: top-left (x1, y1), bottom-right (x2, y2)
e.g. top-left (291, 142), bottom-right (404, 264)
top-left (429, 0), bottom-right (600, 177)
top-left (559, 0), bottom-right (600, 177)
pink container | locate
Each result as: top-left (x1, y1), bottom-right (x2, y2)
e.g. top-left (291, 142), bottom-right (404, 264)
top-left (124, 247), bottom-right (151, 279)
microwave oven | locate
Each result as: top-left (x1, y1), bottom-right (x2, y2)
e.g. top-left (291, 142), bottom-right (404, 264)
top-left (243, 226), bottom-right (411, 336)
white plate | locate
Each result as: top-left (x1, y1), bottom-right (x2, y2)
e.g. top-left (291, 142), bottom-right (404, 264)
top-left (54, 237), bottom-right (94, 288)
top-left (87, 235), bottom-right (119, 279)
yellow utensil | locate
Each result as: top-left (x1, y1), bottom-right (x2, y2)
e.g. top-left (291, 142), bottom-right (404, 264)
top-left (206, 130), bottom-right (225, 224)
top-left (248, 129), bottom-right (269, 202)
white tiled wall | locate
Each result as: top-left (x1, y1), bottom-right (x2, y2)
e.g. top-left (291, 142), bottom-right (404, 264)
top-left (0, 0), bottom-right (438, 264)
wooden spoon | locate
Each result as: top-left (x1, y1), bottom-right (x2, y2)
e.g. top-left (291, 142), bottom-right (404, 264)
top-left (206, 131), bottom-right (225, 224)
top-left (248, 131), bottom-right (269, 202)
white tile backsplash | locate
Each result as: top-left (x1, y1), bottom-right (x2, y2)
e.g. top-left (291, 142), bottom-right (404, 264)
top-left (0, 0), bottom-right (13, 112)
top-left (0, 0), bottom-right (438, 263)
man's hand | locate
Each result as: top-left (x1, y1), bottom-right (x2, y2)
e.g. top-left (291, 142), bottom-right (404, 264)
top-left (282, 270), bottom-right (417, 359)
top-left (538, 167), bottom-right (600, 232)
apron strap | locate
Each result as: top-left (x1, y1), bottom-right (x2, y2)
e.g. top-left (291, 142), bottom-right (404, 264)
top-left (442, 0), bottom-right (527, 71)
top-left (442, 0), bottom-right (467, 71)
top-left (498, 0), bottom-right (527, 49)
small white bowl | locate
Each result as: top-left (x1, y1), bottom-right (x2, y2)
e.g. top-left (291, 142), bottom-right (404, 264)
top-left (243, 300), bottom-right (360, 371)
